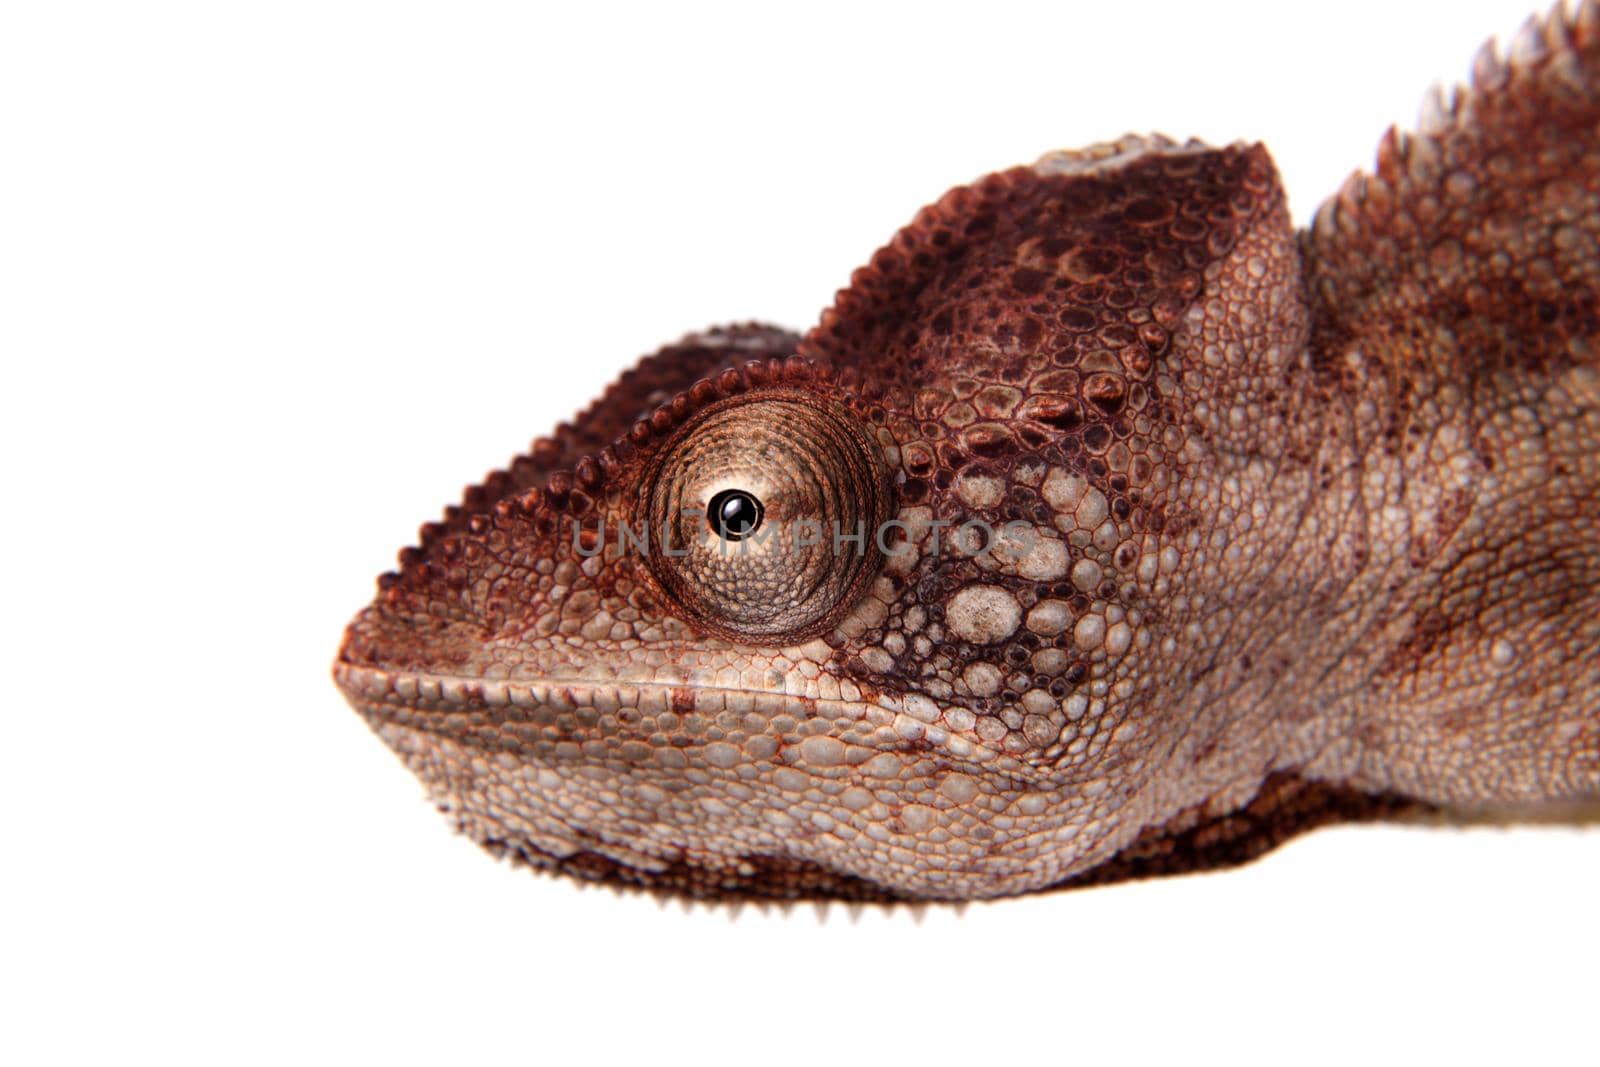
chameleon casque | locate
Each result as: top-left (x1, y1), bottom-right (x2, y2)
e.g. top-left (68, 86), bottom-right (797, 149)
top-left (336, 5), bottom-right (1600, 903)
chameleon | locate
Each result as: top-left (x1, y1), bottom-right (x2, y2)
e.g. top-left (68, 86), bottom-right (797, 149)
top-left (335, 3), bottom-right (1600, 903)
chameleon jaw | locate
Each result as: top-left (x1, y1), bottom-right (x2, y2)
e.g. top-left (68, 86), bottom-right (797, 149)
top-left (330, 659), bottom-right (1092, 900)
top-left (331, 659), bottom-right (1031, 776)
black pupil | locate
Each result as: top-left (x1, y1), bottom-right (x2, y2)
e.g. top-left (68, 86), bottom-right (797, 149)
top-left (707, 489), bottom-right (764, 541)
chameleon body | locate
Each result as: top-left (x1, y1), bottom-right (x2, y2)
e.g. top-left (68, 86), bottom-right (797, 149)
top-left (336, 5), bottom-right (1600, 902)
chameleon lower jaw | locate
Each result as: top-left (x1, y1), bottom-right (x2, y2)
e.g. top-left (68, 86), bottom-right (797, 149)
top-left (331, 660), bottom-right (1117, 901)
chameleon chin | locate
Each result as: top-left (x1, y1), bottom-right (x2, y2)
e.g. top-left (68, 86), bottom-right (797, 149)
top-left (336, 3), bottom-right (1600, 903)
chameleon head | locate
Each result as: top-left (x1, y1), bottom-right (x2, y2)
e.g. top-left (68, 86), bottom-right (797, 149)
top-left (337, 138), bottom-right (1391, 901)
top-left (340, 3), bottom-right (1600, 900)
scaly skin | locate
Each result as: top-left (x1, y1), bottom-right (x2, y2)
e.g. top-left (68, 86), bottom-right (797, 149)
top-left (335, 5), bottom-right (1599, 902)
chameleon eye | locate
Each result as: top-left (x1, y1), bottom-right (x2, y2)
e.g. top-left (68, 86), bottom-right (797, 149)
top-left (706, 488), bottom-right (764, 541)
top-left (646, 392), bottom-right (893, 644)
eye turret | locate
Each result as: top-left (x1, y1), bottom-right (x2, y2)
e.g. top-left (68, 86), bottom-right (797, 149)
top-left (645, 393), bottom-right (894, 644)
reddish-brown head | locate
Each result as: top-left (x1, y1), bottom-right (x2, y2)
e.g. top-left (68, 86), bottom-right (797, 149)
top-left (336, 139), bottom-right (1320, 900)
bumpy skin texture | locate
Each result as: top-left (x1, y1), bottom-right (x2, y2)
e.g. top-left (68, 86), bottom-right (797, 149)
top-left (336, 6), bottom-right (1600, 902)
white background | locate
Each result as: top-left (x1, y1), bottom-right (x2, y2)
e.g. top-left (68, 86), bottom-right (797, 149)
top-left (4, 1), bottom-right (1595, 1063)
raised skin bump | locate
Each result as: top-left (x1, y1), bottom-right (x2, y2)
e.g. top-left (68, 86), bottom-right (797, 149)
top-left (335, 4), bottom-right (1600, 902)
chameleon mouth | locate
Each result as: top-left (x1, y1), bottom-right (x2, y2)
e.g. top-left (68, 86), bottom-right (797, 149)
top-left (332, 660), bottom-right (871, 726)
top-left (331, 659), bottom-right (1034, 780)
